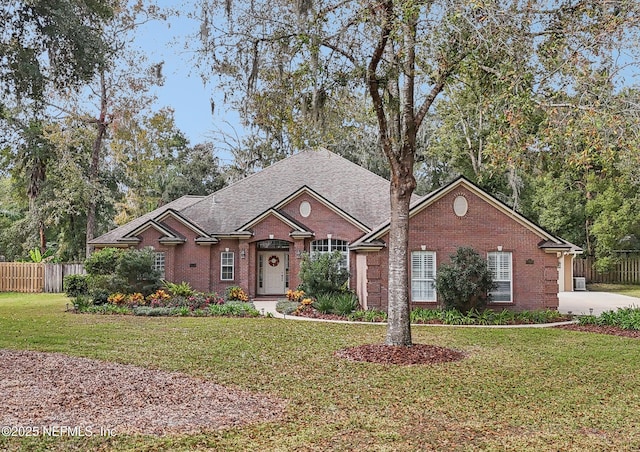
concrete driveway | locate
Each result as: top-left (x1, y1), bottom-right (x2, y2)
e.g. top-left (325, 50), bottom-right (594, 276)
top-left (558, 291), bottom-right (639, 316)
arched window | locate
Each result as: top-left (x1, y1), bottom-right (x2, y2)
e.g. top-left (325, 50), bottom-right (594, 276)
top-left (310, 238), bottom-right (349, 270)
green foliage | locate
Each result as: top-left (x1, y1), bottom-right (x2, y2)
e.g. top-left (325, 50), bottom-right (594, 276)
top-left (132, 307), bottom-right (174, 317)
top-left (299, 251), bottom-right (349, 297)
top-left (347, 309), bottom-right (388, 322)
top-left (225, 285), bottom-right (249, 302)
top-left (332, 292), bottom-right (360, 316)
top-left (28, 248), bottom-right (51, 263)
top-left (409, 308), bottom-right (567, 326)
top-left (115, 247), bottom-right (161, 295)
top-left (276, 300), bottom-right (299, 315)
top-left (83, 247), bottom-right (161, 302)
top-left (310, 292), bottom-right (360, 316)
top-left (312, 293), bottom-right (335, 314)
top-left (85, 248), bottom-right (124, 276)
top-left (86, 274), bottom-right (127, 305)
top-left (163, 280), bottom-right (195, 297)
top-left (435, 247), bottom-right (495, 313)
top-left (208, 302), bottom-right (260, 317)
top-left (579, 307), bottom-right (640, 331)
top-left (72, 295), bottom-right (93, 311)
top-left (63, 274), bottom-right (89, 298)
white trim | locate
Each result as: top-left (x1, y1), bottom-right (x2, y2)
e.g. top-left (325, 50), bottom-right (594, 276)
top-left (411, 251), bottom-right (437, 302)
top-left (154, 209), bottom-right (210, 237)
top-left (488, 251), bottom-right (513, 303)
top-left (236, 209), bottom-right (309, 233)
top-left (124, 220), bottom-right (179, 240)
top-left (273, 186), bottom-right (371, 232)
top-left (356, 178), bottom-right (576, 249)
top-left (220, 251), bottom-right (235, 281)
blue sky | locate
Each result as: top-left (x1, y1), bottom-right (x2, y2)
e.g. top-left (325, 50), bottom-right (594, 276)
top-left (133, 5), bottom-right (242, 162)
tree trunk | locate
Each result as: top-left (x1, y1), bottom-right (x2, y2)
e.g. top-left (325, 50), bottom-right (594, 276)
top-left (86, 71), bottom-right (108, 258)
top-left (385, 175), bottom-right (414, 346)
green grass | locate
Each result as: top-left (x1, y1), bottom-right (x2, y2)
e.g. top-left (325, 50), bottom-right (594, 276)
top-left (1, 292), bottom-right (640, 451)
top-left (588, 283), bottom-right (640, 298)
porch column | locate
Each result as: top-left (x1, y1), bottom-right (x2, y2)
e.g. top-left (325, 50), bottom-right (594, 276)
top-left (290, 239), bottom-right (306, 290)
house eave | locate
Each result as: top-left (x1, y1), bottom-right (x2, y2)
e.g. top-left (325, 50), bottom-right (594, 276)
top-left (195, 237), bottom-right (220, 246)
top-left (215, 232), bottom-right (254, 239)
top-left (289, 231), bottom-right (314, 239)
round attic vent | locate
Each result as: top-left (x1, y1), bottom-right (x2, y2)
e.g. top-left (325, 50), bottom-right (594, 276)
top-left (453, 195), bottom-right (468, 217)
top-left (300, 201), bottom-right (311, 217)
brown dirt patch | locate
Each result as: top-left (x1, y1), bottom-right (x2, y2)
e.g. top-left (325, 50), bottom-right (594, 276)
top-left (335, 344), bottom-right (465, 365)
top-left (0, 349), bottom-right (286, 436)
top-left (556, 324), bottom-right (640, 339)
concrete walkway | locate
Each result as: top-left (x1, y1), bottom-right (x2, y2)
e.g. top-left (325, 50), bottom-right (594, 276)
top-left (558, 291), bottom-right (639, 316)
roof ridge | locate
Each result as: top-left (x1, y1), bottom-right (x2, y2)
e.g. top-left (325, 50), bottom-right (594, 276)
top-left (315, 146), bottom-right (392, 185)
top-left (183, 150), bottom-right (311, 213)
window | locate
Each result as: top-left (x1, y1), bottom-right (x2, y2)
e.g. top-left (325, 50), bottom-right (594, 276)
top-left (310, 238), bottom-right (349, 270)
top-left (411, 251), bottom-right (436, 302)
top-left (221, 252), bottom-right (234, 280)
top-left (154, 252), bottom-right (166, 279)
top-left (488, 251), bottom-right (512, 302)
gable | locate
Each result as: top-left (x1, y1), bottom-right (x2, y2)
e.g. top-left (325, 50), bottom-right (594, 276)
top-left (275, 187), bottom-right (370, 234)
top-left (180, 149), bottom-right (400, 234)
top-left (354, 177), bottom-right (580, 252)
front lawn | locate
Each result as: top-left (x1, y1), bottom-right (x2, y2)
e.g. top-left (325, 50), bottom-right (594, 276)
top-left (587, 283), bottom-right (640, 298)
top-left (1, 292), bottom-right (639, 451)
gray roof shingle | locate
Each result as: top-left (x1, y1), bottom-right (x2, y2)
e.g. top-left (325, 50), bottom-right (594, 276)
top-left (181, 149), bottom-right (394, 233)
top-left (91, 149), bottom-right (397, 243)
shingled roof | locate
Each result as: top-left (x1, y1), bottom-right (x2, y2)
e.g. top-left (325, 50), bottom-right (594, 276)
top-left (90, 149), bottom-right (396, 244)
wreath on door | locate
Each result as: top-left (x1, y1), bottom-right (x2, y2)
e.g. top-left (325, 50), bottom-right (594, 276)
top-left (268, 255), bottom-right (280, 267)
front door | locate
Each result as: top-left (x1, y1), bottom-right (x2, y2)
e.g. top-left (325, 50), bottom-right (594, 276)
top-left (258, 251), bottom-right (288, 295)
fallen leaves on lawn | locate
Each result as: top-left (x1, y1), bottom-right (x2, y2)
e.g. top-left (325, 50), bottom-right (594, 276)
top-left (0, 349), bottom-right (286, 436)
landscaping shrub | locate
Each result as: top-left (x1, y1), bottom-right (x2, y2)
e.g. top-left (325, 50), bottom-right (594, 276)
top-left (312, 293), bottom-right (335, 314)
top-left (225, 285), bottom-right (249, 302)
top-left (132, 307), bottom-right (174, 316)
top-left (348, 309), bottom-right (387, 322)
top-left (332, 292), bottom-right (360, 316)
top-left (299, 251), bottom-right (349, 297)
top-left (83, 247), bottom-right (162, 303)
top-left (163, 280), bottom-right (195, 297)
top-left (63, 274), bottom-right (88, 297)
top-left (84, 247), bottom-right (123, 275)
top-left (579, 307), bottom-right (640, 330)
top-left (86, 274), bottom-right (127, 304)
top-left (115, 247), bottom-right (161, 295)
top-left (209, 302), bottom-right (260, 317)
top-left (435, 247), bottom-right (495, 313)
top-left (276, 300), bottom-right (299, 315)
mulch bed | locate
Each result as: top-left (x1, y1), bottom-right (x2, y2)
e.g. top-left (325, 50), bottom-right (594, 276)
top-left (0, 350), bottom-right (286, 436)
top-left (556, 324), bottom-right (640, 339)
top-left (335, 344), bottom-right (465, 365)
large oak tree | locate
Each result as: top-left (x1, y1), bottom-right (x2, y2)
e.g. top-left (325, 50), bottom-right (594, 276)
top-left (196, 0), bottom-right (640, 346)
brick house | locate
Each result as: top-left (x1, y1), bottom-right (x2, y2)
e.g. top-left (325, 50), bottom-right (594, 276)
top-left (90, 149), bottom-right (581, 311)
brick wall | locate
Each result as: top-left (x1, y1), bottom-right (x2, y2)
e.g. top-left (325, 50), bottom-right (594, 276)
top-left (279, 192), bottom-right (368, 291)
top-left (365, 186), bottom-right (559, 311)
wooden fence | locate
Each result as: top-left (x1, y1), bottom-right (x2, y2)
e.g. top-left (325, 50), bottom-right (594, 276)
top-left (0, 263), bottom-right (44, 293)
top-left (573, 257), bottom-right (640, 284)
top-left (0, 263), bottom-right (85, 293)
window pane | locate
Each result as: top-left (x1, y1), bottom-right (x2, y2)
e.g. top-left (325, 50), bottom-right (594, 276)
top-left (154, 252), bottom-right (166, 279)
top-left (488, 251), bottom-right (511, 302)
top-left (221, 252), bottom-right (234, 280)
top-left (411, 251), bottom-right (436, 302)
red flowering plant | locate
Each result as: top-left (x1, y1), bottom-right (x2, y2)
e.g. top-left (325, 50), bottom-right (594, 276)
top-left (126, 292), bottom-right (146, 306)
top-left (146, 289), bottom-right (172, 308)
